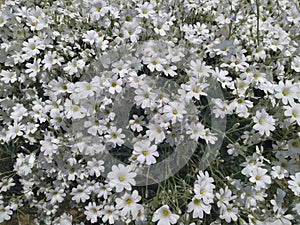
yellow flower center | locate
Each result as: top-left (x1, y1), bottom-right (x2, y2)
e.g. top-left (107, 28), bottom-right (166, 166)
top-left (237, 84), bottom-right (244, 89)
top-left (73, 106), bottom-right (79, 112)
top-left (282, 90), bottom-right (288, 96)
top-left (162, 209), bottom-right (169, 217)
top-left (194, 199), bottom-right (200, 205)
top-left (86, 85), bottom-right (91, 90)
top-left (126, 198), bottom-right (132, 205)
top-left (197, 68), bottom-right (203, 73)
top-left (292, 111), bottom-right (297, 118)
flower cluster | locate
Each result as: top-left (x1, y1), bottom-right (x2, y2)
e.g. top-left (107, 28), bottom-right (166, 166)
top-left (0, 0), bottom-right (300, 224)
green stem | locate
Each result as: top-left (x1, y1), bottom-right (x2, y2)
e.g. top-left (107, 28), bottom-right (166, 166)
top-left (256, 0), bottom-right (260, 46)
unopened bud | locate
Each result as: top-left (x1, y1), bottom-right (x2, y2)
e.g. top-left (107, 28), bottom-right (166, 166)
top-left (232, 123), bottom-right (240, 129)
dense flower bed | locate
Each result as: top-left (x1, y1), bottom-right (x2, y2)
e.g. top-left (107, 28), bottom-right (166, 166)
top-left (0, 0), bottom-right (299, 224)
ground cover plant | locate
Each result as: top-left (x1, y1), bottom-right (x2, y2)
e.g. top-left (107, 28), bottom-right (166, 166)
top-left (0, 0), bottom-right (299, 224)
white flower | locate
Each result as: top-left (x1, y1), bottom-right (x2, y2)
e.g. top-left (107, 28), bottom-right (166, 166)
top-left (40, 135), bottom-right (60, 158)
top-left (137, 2), bottom-right (155, 19)
top-left (288, 138), bottom-right (300, 156)
top-left (162, 64), bottom-right (177, 77)
top-left (253, 109), bottom-right (275, 136)
top-left (123, 23), bottom-right (142, 43)
top-left (163, 101), bottom-right (187, 124)
top-left (74, 81), bottom-right (96, 98)
top-left (291, 56), bottom-right (300, 72)
top-left (202, 128), bottom-right (218, 145)
top-left (213, 67), bottom-right (234, 89)
top-left (46, 187), bottom-right (66, 204)
top-left (53, 213), bottom-right (73, 225)
top-left (144, 56), bottom-right (167, 72)
top-left (0, 70), bottom-right (17, 83)
top-left (274, 80), bottom-right (297, 105)
top-left (22, 37), bottom-right (43, 59)
top-left (288, 172), bottom-right (300, 196)
top-left (270, 188), bottom-right (286, 213)
top-left (82, 30), bottom-right (99, 45)
top-left (219, 204), bottom-right (238, 223)
top-left (84, 202), bottom-right (101, 223)
top-left (14, 153), bottom-right (35, 176)
top-left (271, 165), bottom-right (288, 179)
top-left (182, 78), bottom-right (208, 100)
top-left (42, 51), bottom-right (64, 71)
top-left (107, 164), bottom-right (136, 193)
top-left (10, 103), bottom-right (28, 122)
top-left (271, 208), bottom-right (294, 225)
top-left (284, 103), bottom-right (300, 125)
top-left (216, 186), bottom-right (236, 208)
top-left (241, 154), bottom-right (264, 176)
top-left (211, 98), bottom-right (229, 119)
top-left (152, 18), bottom-right (170, 36)
top-left (249, 167), bottom-right (271, 190)
top-left (97, 183), bottom-right (112, 199)
top-left (105, 76), bottom-right (123, 95)
top-left (87, 159), bottom-right (105, 177)
top-left (71, 184), bottom-right (90, 203)
top-left (134, 87), bottom-right (156, 109)
top-left (194, 171), bottom-right (215, 204)
top-left (190, 59), bottom-right (213, 78)
top-left (104, 127), bottom-right (125, 147)
top-left (0, 205), bottom-right (13, 223)
top-left (129, 115), bottom-right (145, 132)
top-left (25, 58), bottom-right (41, 78)
top-left (229, 97), bottom-right (253, 118)
top-left (115, 190), bottom-right (143, 219)
top-left (133, 139), bottom-right (159, 165)
top-left (146, 123), bottom-right (166, 144)
top-left (101, 205), bottom-right (119, 224)
top-left (152, 205), bottom-right (179, 225)
top-left (197, 171), bottom-right (215, 186)
top-left (6, 123), bottom-right (25, 140)
top-left (293, 202), bottom-right (300, 215)
top-left (128, 74), bottom-right (146, 88)
top-left (187, 197), bottom-right (211, 218)
top-left (63, 58), bottom-right (85, 75)
top-left (64, 99), bottom-right (87, 119)
top-left (0, 178), bottom-right (15, 192)
top-left (194, 182), bottom-right (215, 204)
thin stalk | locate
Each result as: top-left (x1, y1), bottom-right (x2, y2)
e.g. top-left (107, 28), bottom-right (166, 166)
top-left (256, 0), bottom-right (260, 46)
